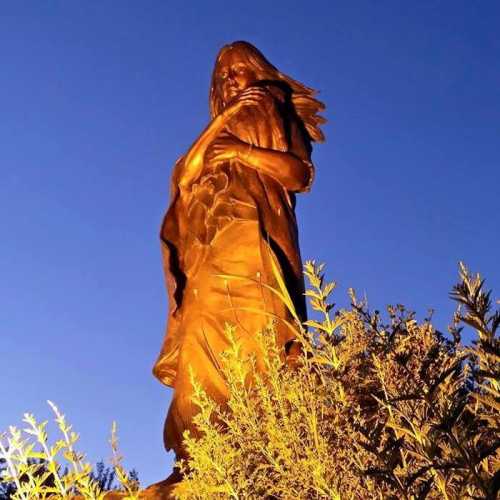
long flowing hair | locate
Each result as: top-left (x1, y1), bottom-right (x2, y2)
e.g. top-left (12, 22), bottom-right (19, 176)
top-left (209, 41), bottom-right (326, 143)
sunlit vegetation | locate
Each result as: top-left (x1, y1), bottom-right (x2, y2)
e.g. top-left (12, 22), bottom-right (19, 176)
top-left (0, 403), bottom-right (139, 499)
top-left (1, 262), bottom-right (498, 499)
top-left (173, 262), bottom-right (499, 499)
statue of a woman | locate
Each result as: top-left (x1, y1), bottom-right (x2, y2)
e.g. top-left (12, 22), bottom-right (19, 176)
top-left (153, 41), bottom-right (324, 468)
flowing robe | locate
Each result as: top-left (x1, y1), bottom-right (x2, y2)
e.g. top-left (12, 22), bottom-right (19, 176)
top-left (153, 85), bottom-right (312, 458)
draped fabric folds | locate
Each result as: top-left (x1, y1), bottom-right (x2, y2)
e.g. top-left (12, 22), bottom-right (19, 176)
top-left (153, 85), bottom-right (310, 458)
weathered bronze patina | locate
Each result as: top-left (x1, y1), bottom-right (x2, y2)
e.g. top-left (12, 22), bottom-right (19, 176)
top-left (152, 40), bottom-right (324, 489)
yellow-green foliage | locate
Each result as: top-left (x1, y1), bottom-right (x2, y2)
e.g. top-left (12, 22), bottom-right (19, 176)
top-left (173, 262), bottom-right (499, 499)
top-left (0, 402), bottom-right (139, 499)
top-left (1, 262), bottom-right (498, 499)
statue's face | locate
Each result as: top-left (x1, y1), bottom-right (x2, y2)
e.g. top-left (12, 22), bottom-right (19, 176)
top-left (218, 49), bottom-right (257, 105)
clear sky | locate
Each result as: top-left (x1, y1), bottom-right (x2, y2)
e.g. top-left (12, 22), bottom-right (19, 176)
top-left (1, 0), bottom-right (499, 488)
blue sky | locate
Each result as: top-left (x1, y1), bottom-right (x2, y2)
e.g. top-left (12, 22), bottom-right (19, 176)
top-left (1, 0), bottom-right (499, 487)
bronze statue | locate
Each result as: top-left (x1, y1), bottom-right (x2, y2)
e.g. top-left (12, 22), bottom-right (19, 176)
top-left (153, 40), bottom-right (324, 481)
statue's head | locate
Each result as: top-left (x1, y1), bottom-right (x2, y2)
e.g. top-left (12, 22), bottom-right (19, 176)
top-left (209, 41), bottom-right (326, 143)
top-left (209, 41), bottom-right (282, 117)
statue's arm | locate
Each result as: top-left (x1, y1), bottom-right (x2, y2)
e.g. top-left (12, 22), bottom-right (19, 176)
top-left (205, 91), bottom-right (315, 193)
top-left (237, 145), bottom-right (313, 193)
top-left (249, 109), bottom-right (314, 193)
top-left (232, 115), bottom-right (314, 192)
top-left (178, 114), bottom-right (227, 189)
top-left (178, 88), bottom-right (268, 190)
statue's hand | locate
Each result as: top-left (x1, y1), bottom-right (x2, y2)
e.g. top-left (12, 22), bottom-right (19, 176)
top-left (205, 133), bottom-right (246, 166)
top-left (220, 86), bottom-right (271, 122)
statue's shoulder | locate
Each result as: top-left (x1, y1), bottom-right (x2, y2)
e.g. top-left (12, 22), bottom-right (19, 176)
top-left (174, 155), bottom-right (185, 168)
top-left (167, 155), bottom-right (185, 199)
top-left (264, 83), bottom-right (286, 104)
top-left (247, 82), bottom-right (286, 108)
top-left (254, 80), bottom-right (289, 104)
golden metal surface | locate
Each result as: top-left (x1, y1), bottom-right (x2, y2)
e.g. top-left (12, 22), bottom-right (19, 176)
top-left (153, 41), bottom-right (325, 464)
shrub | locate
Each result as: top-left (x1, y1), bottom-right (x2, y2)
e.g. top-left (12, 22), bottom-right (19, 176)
top-left (1, 262), bottom-right (497, 499)
top-left (173, 262), bottom-right (499, 499)
top-left (0, 403), bottom-right (140, 499)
